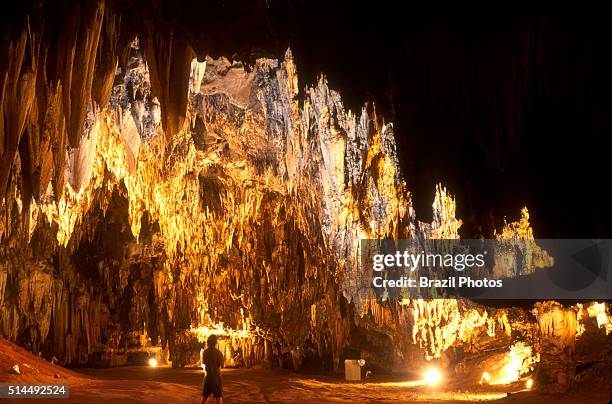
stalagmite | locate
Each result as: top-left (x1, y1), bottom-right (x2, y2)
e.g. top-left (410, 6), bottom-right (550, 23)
top-left (535, 301), bottom-right (577, 393)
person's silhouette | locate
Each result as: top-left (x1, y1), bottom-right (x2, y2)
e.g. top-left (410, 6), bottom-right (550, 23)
top-left (200, 334), bottom-right (224, 404)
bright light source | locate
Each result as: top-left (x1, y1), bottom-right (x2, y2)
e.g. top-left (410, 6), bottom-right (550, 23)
top-left (525, 378), bottom-right (534, 390)
top-left (424, 368), bottom-right (442, 385)
top-left (358, 359), bottom-right (366, 367)
top-left (480, 372), bottom-right (491, 385)
top-left (148, 358), bottom-right (158, 367)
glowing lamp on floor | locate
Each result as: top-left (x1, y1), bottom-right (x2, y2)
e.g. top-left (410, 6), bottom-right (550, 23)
top-left (480, 372), bottom-right (491, 385)
top-left (525, 378), bottom-right (534, 390)
top-left (148, 358), bottom-right (158, 367)
top-left (424, 367), bottom-right (442, 385)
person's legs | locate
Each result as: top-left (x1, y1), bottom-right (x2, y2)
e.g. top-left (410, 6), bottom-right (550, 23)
top-left (212, 374), bottom-right (222, 404)
top-left (202, 374), bottom-right (213, 403)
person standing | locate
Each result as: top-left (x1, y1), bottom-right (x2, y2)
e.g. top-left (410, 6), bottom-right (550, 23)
top-left (200, 334), bottom-right (224, 404)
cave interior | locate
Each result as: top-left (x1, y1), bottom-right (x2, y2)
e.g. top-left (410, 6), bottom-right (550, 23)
top-left (1, 1), bottom-right (611, 403)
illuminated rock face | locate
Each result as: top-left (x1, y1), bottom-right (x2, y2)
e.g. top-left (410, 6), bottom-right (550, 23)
top-left (1, 8), bottom-right (611, 397)
top-left (4, 36), bottom-right (608, 391)
top-left (535, 301), bottom-right (577, 393)
top-left (0, 47), bottom-right (414, 368)
top-left (0, 43), bottom-right (581, 373)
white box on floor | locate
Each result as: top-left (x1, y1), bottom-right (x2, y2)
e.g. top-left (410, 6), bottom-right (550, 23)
top-left (344, 359), bottom-right (361, 381)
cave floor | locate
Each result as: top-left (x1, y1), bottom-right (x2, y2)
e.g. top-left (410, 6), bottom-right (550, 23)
top-left (2, 340), bottom-right (607, 404)
top-left (4, 365), bottom-right (603, 404)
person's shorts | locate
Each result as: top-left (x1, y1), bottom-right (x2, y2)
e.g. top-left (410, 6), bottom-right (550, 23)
top-left (202, 373), bottom-right (223, 398)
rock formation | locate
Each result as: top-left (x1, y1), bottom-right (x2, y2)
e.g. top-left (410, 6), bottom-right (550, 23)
top-left (1, 4), bottom-right (611, 398)
top-left (535, 301), bottom-right (577, 393)
top-left (0, 31), bottom-right (538, 370)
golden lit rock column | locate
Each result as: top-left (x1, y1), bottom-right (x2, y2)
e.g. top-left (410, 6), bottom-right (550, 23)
top-left (534, 301), bottom-right (577, 393)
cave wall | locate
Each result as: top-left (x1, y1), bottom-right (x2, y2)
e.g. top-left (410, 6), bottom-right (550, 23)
top-left (0, 28), bottom-right (545, 371)
top-left (0, 35), bottom-right (415, 368)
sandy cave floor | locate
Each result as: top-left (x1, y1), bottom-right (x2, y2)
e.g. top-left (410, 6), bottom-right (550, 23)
top-left (3, 366), bottom-right (607, 404)
top-left (2, 339), bottom-right (610, 403)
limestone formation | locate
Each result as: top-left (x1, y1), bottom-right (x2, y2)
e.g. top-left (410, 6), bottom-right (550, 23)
top-left (535, 301), bottom-right (577, 393)
top-left (2, 6), bottom-right (610, 397)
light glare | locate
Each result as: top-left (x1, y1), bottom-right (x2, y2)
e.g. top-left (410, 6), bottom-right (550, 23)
top-left (480, 372), bottom-right (491, 384)
top-left (148, 358), bottom-right (158, 367)
top-left (424, 368), bottom-right (442, 385)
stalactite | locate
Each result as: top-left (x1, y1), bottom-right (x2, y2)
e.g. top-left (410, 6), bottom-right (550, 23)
top-left (0, 30), bottom-right (36, 199)
top-left (91, 9), bottom-right (121, 109)
top-left (142, 25), bottom-right (194, 140)
top-left (0, 1), bottom-right (134, 206)
top-left (61, 1), bottom-right (106, 148)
